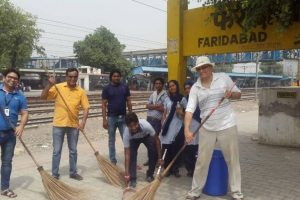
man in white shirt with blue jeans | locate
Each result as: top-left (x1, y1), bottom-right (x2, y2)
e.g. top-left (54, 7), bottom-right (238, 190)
top-left (184, 56), bottom-right (243, 200)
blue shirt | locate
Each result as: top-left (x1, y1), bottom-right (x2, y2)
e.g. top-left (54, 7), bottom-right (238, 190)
top-left (0, 84), bottom-right (27, 130)
top-left (102, 83), bottom-right (130, 116)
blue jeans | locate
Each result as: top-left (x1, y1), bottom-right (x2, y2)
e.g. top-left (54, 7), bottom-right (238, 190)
top-left (108, 116), bottom-right (125, 164)
top-left (52, 127), bottom-right (79, 177)
top-left (0, 130), bottom-right (16, 190)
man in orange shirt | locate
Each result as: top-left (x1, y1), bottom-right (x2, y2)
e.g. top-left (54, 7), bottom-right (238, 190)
top-left (41, 67), bottom-right (90, 181)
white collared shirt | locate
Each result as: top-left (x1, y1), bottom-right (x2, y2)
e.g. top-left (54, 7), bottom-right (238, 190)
top-left (185, 73), bottom-right (240, 131)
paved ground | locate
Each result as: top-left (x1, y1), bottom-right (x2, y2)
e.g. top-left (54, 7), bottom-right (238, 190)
top-left (5, 101), bottom-right (300, 200)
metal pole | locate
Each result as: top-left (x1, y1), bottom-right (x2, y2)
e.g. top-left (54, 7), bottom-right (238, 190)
top-left (255, 52), bottom-right (259, 101)
top-left (297, 58), bottom-right (300, 86)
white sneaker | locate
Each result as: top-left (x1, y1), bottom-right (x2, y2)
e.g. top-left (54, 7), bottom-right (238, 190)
top-left (232, 192), bottom-right (244, 200)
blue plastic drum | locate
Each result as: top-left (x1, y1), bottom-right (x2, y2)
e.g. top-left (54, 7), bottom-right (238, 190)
top-left (203, 149), bottom-right (228, 196)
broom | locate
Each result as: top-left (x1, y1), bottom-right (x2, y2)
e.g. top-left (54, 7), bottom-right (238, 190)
top-left (0, 105), bottom-right (85, 200)
top-left (128, 83), bottom-right (237, 200)
top-left (53, 84), bottom-right (126, 187)
top-left (124, 149), bottom-right (168, 200)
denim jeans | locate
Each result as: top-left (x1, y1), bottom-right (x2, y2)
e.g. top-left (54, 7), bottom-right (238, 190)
top-left (0, 129), bottom-right (16, 190)
top-left (129, 135), bottom-right (157, 182)
top-left (108, 116), bottom-right (125, 164)
top-left (52, 127), bottom-right (79, 177)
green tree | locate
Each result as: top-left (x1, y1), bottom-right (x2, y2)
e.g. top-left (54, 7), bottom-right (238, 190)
top-left (260, 61), bottom-right (283, 75)
top-left (198, 0), bottom-right (300, 32)
top-left (74, 26), bottom-right (131, 76)
top-left (0, 0), bottom-right (43, 68)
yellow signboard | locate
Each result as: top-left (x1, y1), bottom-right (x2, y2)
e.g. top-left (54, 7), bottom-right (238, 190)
top-left (183, 6), bottom-right (300, 56)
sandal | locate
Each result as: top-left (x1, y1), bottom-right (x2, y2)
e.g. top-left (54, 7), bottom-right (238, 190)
top-left (1, 189), bottom-right (17, 198)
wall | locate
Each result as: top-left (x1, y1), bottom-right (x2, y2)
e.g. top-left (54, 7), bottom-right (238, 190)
top-left (258, 87), bottom-right (300, 147)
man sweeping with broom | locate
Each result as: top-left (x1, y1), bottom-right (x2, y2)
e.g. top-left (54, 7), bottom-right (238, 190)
top-left (123, 112), bottom-right (158, 188)
top-left (0, 68), bottom-right (28, 198)
top-left (184, 56), bottom-right (243, 200)
top-left (41, 67), bottom-right (90, 181)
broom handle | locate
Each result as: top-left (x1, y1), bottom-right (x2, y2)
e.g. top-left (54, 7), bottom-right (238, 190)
top-left (53, 84), bottom-right (98, 153)
top-left (18, 137), bottom-right (41, 167)
top-left (80, 129), bottom-right (97, 153)
top-left (0, 105), bottom-right (41, 168)
top-left (161, 82), bottom-right (236, 177)
top-left (156, 149), bottom-right (167, 175)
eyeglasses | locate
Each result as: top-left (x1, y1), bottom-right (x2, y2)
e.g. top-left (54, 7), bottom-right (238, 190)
top-left (67, 76), bottom-right (78, 79)
top-left (6, 75), bottom-right (19, 81)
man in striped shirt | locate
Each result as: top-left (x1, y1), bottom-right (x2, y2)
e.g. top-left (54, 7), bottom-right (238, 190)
top-left (144, 77), bottom-right (168, 166)
top-left (184, 56), bottom-right (243, 200)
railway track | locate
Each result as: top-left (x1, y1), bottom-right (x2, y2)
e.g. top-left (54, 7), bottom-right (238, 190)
top-left (24, 88), bottom-right (258, 126)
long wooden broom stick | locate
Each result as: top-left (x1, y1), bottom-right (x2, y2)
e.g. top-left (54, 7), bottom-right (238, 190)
top-left (128, 83), bottom-right (237, 200)
top-left (53, 84), bottom-right (126, 187)
top-left (0, 104), bottom-right (85, 200)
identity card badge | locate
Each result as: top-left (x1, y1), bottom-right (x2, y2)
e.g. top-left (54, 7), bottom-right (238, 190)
top-left (4, 108), bottom-right (10, 116)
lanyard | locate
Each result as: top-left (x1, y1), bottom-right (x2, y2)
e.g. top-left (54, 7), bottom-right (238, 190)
top-left (1, 90), bottom-right (15, 108)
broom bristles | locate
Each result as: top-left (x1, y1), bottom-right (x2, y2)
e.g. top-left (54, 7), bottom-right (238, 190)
top-left (127, 178), bottom-right (161, 200)
top-left (38, 167), bottom-right (85, 200)
top-left (94, 152), bottom-right (126, 187)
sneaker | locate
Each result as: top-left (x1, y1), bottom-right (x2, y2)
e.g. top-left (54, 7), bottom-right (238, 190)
top-left (129, 180), bottom-right (137, 188)
top-left (185, 195), bottom-right (200, 200)
top-left (232, 192), bottom-right (244, 200)
top-left (146, 176), bottom-right (154, 183)
top-left (69, 174), bottom-right (83, 181)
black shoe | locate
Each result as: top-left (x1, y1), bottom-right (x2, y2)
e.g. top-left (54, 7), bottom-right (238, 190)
top-left (187, 171), bottom-right (194, 177)
top-left (164, 171), bottom-right (171, 177)
top-left (146, 176), bottom-right (154, 183)
top-left (52, 175), bottom-right (59, 180)
top-left (129, 180), bottom-right (137, 188)
top-left (173, 171), bottom-right (181, 178)
top-left (143, 160), bottom-right (149, 166)
top-left (70, 174), bottom-right (83, 181)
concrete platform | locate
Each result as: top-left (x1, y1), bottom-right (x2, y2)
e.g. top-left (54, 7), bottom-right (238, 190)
top-left (6, 105), bottom-right (300, 200)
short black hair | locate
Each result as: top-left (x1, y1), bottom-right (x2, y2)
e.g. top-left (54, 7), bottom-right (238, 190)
top-left (109, 69), bottom-right (121, 81)
top-left (66, 67), bottom-right (79, 76)
top-left (153, 77), bottom-right (164, 85)
top-left (3, 68), bottom-right (20, 80)
top-left (125, 112), bottom-right (139, 126)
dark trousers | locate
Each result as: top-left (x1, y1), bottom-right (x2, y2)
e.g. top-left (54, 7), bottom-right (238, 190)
top-left (184, 145), bottom-right (199, 173)
top-left (162, 127), bottom-right (185, 174)
top-left (129, 136), bottom-right (157, 181)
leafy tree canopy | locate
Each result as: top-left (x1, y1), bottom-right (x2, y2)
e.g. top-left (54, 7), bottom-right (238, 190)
top-left (0, 0), bottom-right (43, 68)
top-left (198, 0), bottom-right (300, 32)
top-left (73, 26), bottom-right (131, 76)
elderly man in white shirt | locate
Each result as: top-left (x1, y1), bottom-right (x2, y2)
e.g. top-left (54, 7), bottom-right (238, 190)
top-left (184, 56), bottom-right (243, 200)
